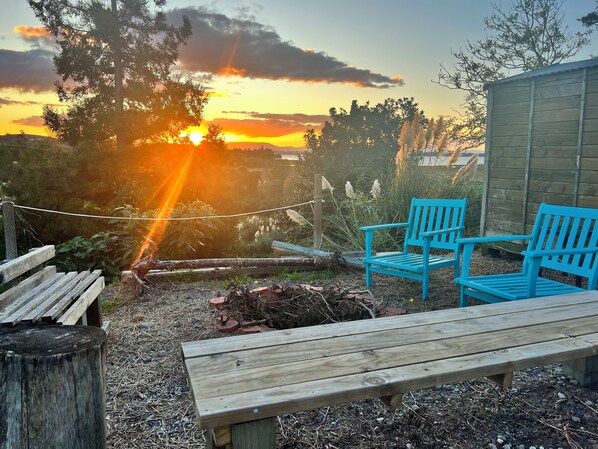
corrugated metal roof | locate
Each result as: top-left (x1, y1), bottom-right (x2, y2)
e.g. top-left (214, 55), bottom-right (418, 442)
top-left (485, 58), bottom-right (598, 88)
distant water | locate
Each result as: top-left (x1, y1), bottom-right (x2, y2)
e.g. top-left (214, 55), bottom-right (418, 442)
top-left (280, 153), bottom-right (484, 166)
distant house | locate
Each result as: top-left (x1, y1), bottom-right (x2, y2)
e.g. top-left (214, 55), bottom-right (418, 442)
top-left (480, 58), bottom-right (598, 249)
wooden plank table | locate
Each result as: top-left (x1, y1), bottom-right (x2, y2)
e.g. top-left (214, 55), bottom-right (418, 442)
top-left (182, 291), bottom-right (598, 449)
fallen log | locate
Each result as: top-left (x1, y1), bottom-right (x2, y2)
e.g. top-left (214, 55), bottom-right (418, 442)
top-left (130, 256), bottom-right (337, 284)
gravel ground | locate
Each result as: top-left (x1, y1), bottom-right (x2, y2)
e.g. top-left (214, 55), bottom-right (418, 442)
top-left (102, 251), bottom-right (598, 449)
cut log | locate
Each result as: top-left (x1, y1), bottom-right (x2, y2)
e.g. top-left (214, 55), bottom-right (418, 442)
top-left (0, 324), bottom-right (107, 449)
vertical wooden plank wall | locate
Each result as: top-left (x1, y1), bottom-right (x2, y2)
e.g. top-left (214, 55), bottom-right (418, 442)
top-left (483, 79), bottom-right (532, 236)
top-left (484, 64), bottom-right (598, 241)
top-left (580, 67), bottom-right (598, 209)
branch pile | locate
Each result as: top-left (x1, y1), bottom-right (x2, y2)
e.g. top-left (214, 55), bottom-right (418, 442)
top-left (209, 284), bottom-right (406, 334)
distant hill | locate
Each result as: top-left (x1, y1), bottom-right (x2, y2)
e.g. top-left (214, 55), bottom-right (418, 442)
top-left (0, 133), bottom-right (55, 146)
top-left (228, 141), bottom-right (306, 156)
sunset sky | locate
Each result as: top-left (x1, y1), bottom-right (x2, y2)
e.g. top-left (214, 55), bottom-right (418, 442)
top-left (0, 0), bottom-right (595, 148)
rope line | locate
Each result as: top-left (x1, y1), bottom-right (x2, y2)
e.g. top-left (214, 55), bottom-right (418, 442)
top-left (13, 201), bottom-right (314, 222)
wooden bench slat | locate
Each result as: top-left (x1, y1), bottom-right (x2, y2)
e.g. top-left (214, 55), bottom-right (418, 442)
top-left (0, 273), bottom-right (65, 324)
top-left (183, 291), bottom-right (598, 359)
top-left (186, 300), bottom-right (598, 378)
top-left (43, 270), bottom-right (101, 320)
top-left (21, 271), bottom-right (86, 322)
top-left (192, 332), bottom-right (598, 429)
top-left (188, 314), bottom-right (598, 400)
top-left (58, 277), bottom-right (105, 325)
top-left (0, 246), bottom-right (55, 284)
top-left (0, 266), bottom-right (57, 310)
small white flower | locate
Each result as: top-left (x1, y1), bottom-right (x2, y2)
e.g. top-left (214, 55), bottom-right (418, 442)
top-left (345, 181), bottom-right (356, 199)
top-left (286, 209), bottom-right (310, 226)
top-left (254, 230), bottom-right (261, 240)
top-left (321, 176), bottom-right (334, 193)
top-left (371, 179), bottom-right (381, 198)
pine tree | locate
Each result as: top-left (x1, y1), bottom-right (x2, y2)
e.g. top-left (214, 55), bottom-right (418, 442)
top-left (29, 0), bottom-right (207, 149)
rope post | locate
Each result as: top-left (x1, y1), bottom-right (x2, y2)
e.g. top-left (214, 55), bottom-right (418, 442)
top-left (1, 197), bottom-right (18, 260)
top-left (313, 174), bottom-right (323, 250)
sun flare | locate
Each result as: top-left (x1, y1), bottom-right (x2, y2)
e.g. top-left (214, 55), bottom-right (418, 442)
top-left (188, 130), bottom-right (203, 145)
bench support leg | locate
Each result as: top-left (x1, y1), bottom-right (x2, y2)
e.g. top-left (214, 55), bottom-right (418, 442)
top-left (563, 355), bottom-right (598, 389)
top-left (380, 393), bottom-right (403, 409)
top-left (487, 372), bottom-right (513, 388)
top-left (208, 417), bottom-right (276, 449)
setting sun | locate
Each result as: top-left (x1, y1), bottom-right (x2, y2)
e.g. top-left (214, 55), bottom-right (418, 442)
top-left (188, 130), bottom-right (203, 145)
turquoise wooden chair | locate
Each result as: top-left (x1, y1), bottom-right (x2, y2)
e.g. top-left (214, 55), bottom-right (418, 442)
top-left (361, 198), bottom-right (467, 300)
top-left (456, 203), bottom-right (598, 307)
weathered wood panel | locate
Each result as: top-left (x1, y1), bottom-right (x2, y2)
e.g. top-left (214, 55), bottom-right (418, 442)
top-left (490, 147), bottom-right (528, 158)
top-left (582, 131), bottom-right (598, 145)
top-left (493, 87), bottom-right (532, 105)
top-left (492, 112), bottom-right (530, 126)
top-left (529, 158), bottom-right (578, 170)
top-left (492, 135), bottom-right (529, 147)
top-left (581, 144), bottom-right (598, 158)
top-left (584, 118), bottom-right (598, 132)
top-left (487, 168), bottom-right (526, 181)
top-left (579, 170), bottom-right (598, 184)
top-left (534, 82), bottom-right (582, 99)
top-left (579, 183), bottom-right (598, 197)
top-left (528, 169), bottom-right (577, 183)
top-left (487, 188), bottom-right (524, 202)
top-left (487, 158), bottom-right (527, 169)
top-left (531, 146), bottom-right (578, 158)
top-left (488, 177), bottom-right (526, 191)
top-left (585, 106), bottom-right (598, 120)
top-left (578, 196), bottom-right (598, 208)
top-left (528, 180), bottom-right (573, 195)
top-left (492, 124), bottom-right (530, 137)
top-left (580, 158), bottom-right (598, 171)
top-left (485, 217), bottom-right (524, 235)
top-left (492, 101), bottom-right (531, 116)
top-left (534, 108), bottom-right (580, 123)
top-left (527, 193), bottom-right (574, 206)
top-left (534, 96), bottom-right (582, 112)
top-left (532, 120), bottom-right (580, 135)
top-left (531, 133), bottom-right (579, 146)
top-left (534, 72), bottom-right (583, 87)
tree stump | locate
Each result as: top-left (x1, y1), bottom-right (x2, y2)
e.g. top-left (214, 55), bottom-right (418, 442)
top-left (0, 325), bottom-right (107, 449)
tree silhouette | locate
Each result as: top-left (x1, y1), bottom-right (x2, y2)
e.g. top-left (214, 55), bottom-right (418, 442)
top-left (29, 0), bottom-right (207, 150)
top-left (437, 0), bottom-right (591, 149)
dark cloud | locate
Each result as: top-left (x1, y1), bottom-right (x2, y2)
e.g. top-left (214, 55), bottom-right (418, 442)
top-left (168, 8), bottom-right (403, 88)
top-left (0, 49), bottom-right (56, 92)
top-left (11, 115), bottom-right (45, 127)
top-left (0, 97), bottom-right (48, 108)
top-left (224, 111), bottom-right (329, 125)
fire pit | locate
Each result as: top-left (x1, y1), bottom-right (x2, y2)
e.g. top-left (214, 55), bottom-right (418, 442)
top-left (209, 284), bottom-right (406, 334)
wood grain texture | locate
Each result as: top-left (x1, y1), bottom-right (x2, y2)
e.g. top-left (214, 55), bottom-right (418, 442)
top-left (183, 293), bottom-right (598, 429)
top-left (0, 246), bottom-right (55, 284)
top-left (0, 325), bottom-right (107, 449)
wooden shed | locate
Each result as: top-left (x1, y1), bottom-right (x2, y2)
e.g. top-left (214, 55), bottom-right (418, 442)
top-left (480, 58), bottom-right (598, 249)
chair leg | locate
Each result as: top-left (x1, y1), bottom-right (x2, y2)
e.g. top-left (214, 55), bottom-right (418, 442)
top-left (459, 286), bottom-right (468, 308)
top-left (422, 276), bottom-right (428, 301)
top-left (365, 264), bottom-right (372, 288)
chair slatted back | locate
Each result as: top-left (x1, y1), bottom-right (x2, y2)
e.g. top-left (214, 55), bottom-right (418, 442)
top-left (527, 203), bottom-right (598, 285)
top-left (405, 198), bottom-right (467, 251)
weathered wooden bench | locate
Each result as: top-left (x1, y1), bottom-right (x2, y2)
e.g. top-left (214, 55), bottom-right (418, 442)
top-left (182, 291), bottom-right (598, 449)
top-left (0, 245), bottom-right (105, 328)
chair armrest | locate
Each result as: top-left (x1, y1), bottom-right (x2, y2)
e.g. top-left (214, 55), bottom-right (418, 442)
top-left (457, 234), bottom-right (533, 245)
top-left (421, 226), bottom-right (463, 238)
top-left (522, 247), bottom-right (598, 258)
top-left (360, 223), bottom-right (408, 232)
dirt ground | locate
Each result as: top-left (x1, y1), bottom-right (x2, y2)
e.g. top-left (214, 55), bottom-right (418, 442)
top-left (101, 251), bottom-right (598, 449)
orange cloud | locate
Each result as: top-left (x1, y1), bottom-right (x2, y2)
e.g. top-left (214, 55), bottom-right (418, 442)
top-left (210, 112), bottom-right (327, 138)
top-left (11, 115), bottom-right (45, 127)
top-left (14, 25), bottom-right (54, 46)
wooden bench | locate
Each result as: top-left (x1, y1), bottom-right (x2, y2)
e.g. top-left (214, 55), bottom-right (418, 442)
top-left (0, 245), bottom-right (105, 328)
top-left (182, 291), bottom-right (598, 449)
